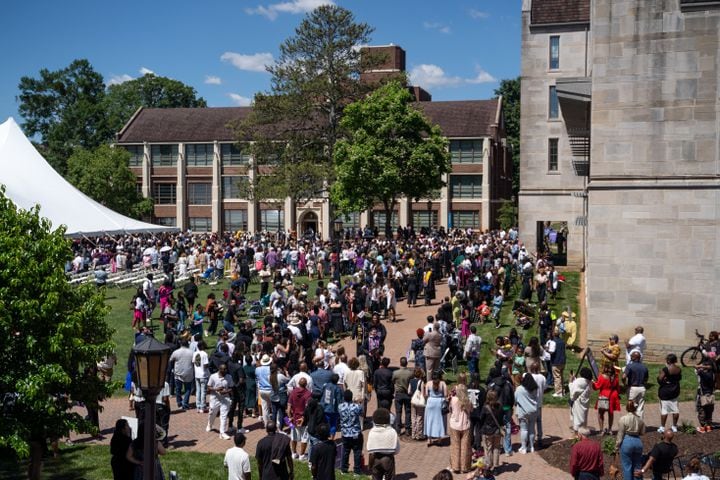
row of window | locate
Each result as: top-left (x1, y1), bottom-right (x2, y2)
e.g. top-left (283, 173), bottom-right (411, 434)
top-left (154, 209), bottom-right (479, 232)
top-left (151, 175), bottom-right (485, 205)
top-left (123, 144), bottom-right (251, 167)
top-left (125, 142), bottom-right (487, 167)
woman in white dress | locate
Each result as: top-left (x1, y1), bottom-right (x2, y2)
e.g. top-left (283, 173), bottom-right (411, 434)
top-left (568, 367), bottom-right (593, 434)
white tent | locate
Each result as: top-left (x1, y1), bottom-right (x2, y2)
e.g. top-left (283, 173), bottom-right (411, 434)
top-left (0, 117), bottom-right (177, 237)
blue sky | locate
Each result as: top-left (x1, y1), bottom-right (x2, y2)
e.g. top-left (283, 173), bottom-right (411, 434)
top-left (0, 0), bottom-right (521, 125)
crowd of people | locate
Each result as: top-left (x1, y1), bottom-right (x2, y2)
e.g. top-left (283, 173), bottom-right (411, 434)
top-left (95, 226), bottom-right (719, 480)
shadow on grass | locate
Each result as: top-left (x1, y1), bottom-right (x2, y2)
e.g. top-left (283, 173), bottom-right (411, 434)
top-left (0, 445), bottom-right (97, 480)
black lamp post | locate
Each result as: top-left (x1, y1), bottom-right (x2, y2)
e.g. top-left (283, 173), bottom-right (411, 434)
top-left (333, 218), bottom-right (343, 281)
top-left (133, 336), bottom-right (171, 480)
top-left (426, 199), bottom-right (433, 229)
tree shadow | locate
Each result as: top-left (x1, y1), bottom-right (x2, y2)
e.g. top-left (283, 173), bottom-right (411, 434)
top-left (395, 473), bottom-right (418, 480)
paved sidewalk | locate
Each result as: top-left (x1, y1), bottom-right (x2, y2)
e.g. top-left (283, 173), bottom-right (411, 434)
top-left (74, 282), bottom-right (701, 479)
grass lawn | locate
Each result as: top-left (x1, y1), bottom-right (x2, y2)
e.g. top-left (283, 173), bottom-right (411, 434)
top-left (0, 444), bottom-right (363, 480)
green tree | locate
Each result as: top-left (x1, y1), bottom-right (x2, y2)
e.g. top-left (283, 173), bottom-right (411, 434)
top-left (233, 4), bottom-right (375, 202)
top-left (497, 199), bottom-right (518, 230)
top-left (104, 73), bottom-right (207, 134)
top-left (332, 81), bottom-right (451, 234)
top-left (0, 187), bottom-right (116, 479)
top-left (67, 144), bottom-right (153, 219)
top-left (17, 59), bottom-right (110, 174)
top-left (494, 77), bottom-right (520, 196)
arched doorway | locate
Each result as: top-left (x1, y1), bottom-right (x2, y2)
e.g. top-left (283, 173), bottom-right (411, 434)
top-left (299, 211), bottom-right (318, 239)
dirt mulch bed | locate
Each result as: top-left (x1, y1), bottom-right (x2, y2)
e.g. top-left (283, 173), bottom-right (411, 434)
top-left (538, 428), bottom-right (720, 479)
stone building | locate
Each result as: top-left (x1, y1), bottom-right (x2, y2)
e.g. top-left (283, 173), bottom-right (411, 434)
top-left (520, 0), bottom-right (720, 354)
top-left (116, 45), bottom-right (513, 238)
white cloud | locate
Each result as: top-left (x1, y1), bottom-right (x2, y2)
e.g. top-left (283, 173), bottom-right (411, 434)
top-left (221, 52), bottom-right (274, 73)
top-left (246, 0), bottom-right (334, 20)
top-left (469, 9), bottom-right (490, 19)
top-left (204, 75), bottom-right (222, 85)
top-left (228, 93), bottom-right (252, 106)
top-left (423, 21), bottom-right (451, 34)
top-left (409, 64), bottom-right (497, 89)
top-left (107, 74), bottom-right (133, 86)
top-left (139, 67), bottom-right (155, 75)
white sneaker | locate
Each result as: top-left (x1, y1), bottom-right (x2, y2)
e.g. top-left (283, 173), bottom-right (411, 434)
top-left (206, 424), bottom-right (213, 432)
top-left (671, 425), bottom-right (678, 433)
top-left (518, 447), bottom-right (527, 454)
top-left (292, 453), bottom-right (299, 459)
top-left (238, 428), bottom-right (249, 434)
top-left (657, 426), bottom-right (665, 434)
top-left (220, 433), bottom-right (231, 440)
top-left (552, 393), bottom-right (563, 398)
top-left (299, 454), bottom-right (308, 462)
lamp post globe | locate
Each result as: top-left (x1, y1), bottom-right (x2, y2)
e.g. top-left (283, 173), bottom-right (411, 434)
top-left (132, 336), bottom-right (171, 480)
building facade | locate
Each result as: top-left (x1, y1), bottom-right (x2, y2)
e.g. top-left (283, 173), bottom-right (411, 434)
top-left (116, 47), bottom-right (512, 239)
top-left (520, 0), bottom-right (720, 353)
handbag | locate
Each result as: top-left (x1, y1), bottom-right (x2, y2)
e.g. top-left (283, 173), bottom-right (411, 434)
top-left (411, 380), bottom-right (426, 407)
top-left (441, 398), bottom-right (450, 416)
top-left (598, 396), bottom-right (610, 410)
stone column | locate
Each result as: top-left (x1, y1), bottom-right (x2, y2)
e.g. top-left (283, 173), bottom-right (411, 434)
top-left (360, 211), bottom-right (370, 229)
top-left (212, 141), bottom-right (221, 232)
top-left (440, 172), bottom-right (449, 229)
top-left (176, 143), bottom-right (185, 231)
top-left (481, 138), bottom-right (491, 231)
top-left (284, 197), bottom-right (295, 233)
top-left (321, 199), bottom-right (331, 241)
top-left (398, 196), bottom-right (410, 227)
top-left (246, 158), bottom-right (257, 232)
top-left (142, 142), bottom-right (151, 197)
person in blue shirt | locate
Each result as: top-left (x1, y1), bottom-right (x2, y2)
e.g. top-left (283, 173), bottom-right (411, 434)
top-left (338, 389), bottom-right (363, 474)
top-left (320, 373), bottom-right (344, 439)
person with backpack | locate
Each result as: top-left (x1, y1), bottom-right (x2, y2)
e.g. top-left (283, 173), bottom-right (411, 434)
top-left (487, 366), bottom-right (514, 457)
top-left (320, 373), bottom-right (344, 439)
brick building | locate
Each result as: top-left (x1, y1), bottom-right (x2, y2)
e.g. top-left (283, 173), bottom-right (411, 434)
top-left (116, 45), bottom-right (512, 238)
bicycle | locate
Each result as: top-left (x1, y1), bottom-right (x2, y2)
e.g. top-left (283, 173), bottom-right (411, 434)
top-left (680, 329), bottom-right (710, 367)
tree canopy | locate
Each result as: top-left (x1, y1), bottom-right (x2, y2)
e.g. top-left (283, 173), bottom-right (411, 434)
top-left (233, 4), bottom-right (375, 203)
top-left (332, 80), bottom-right (450, 233)
top-left (0, 187), bottom-right (116, 478)
top-left (17, 61), bottom-right (206, 175)
top-left (494, 77), bottom-right (520, 196)
top-left (17, 59), bottom-right (109, 174)
top-left (67, 144), bottom-right (153, 219)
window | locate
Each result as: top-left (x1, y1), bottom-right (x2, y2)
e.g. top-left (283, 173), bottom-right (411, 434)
top-left (221, 144), bottom-right (251, 166)
top-left (549, 86), bottom-right (559, 119)
top-left (549, 36), bottom-right (560, 70)
top-left (451, 211), bottom-right (480, 228)
top-left (150, 145), bottom-right (178, 166)
top-left (124, 145), bottom-right (143, 167)
top-left (548, 138), bottom-right (559, 171)
top-left (449, 139), bottom-right (484, 164)
top-left (185, 144), bottom-right (214, 166)
top-left (224, 210), bottom-right (248, 232)
top-left (260, 209), bottom-right (285, 231)
top-left (413, 211), bottom-right (438, 228)
top-left (222, 176), bottom-right (247, 199)
top-left (338, 212), bottom-right (361, 230)
top-left (188, 183), bottom-right (212, 205)
top-left (155, 217), bottom-right (176, 227)
top-left (153, 183), bottom-right (176, 204)
top-left (372, 211), bottom-right (399, 229)
top-left (450, 175), bottom-right (483, 198)
top-left (188, 217), bottom-right (212, 232)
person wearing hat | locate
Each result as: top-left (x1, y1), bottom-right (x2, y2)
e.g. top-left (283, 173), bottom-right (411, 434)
top-left (559, 311), bottom-right (578, 349)
top-left (256, 354), bottom-right (274, 428)
top-left (366, 408), bottom-right (400, 480)
top-left (601, 335), bottom-right (621, 372)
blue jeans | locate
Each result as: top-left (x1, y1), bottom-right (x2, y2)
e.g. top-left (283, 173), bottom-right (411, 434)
top-left (503, 409), bottom-right (513, 454)
top-left (519, 411), bottom-right (537, 451)
top-left (174, 379), bottom-right (193, 409)
top-left (620, 435), bottom-right (643, 480)
top-left (342, 433), bottom-right (364, 474)
top-left (195, 377), bottom-right (208, 410)
top-left (467, 355), bottom-right (479, 375)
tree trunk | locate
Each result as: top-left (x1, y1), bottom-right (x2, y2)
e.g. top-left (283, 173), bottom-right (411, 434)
top-left (28, 439), bottom-right (44, 480)
top-left (383, 199), bottom-right (395, 238)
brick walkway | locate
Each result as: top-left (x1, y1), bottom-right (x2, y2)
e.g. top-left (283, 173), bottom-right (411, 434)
top-left (74, 282), bottom-right (701, 480)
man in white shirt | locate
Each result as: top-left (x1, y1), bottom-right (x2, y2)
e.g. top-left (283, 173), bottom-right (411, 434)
top-left (207, 363), bottom-right (234, 440)
top-left (224, 432), bottom-right (252, 480)
top-left (625, 326), bottom-right (647, 363)
top-left (463, 326), bottom-right (482, 375)
top-left (529, 363), bottom-right (547, 447)
top-left (333, 354), bottom-right (350, 388)
top-left (287, 362), bottom-right (313, 392)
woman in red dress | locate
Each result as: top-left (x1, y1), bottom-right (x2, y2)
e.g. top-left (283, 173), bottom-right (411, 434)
top-left (592, 363), bottom-right (621, 434)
